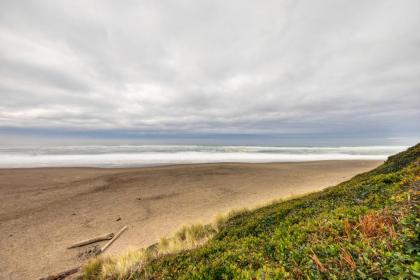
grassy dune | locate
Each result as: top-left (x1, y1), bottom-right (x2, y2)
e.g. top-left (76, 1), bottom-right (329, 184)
top-left (81, 144), bottom-right (419, 279)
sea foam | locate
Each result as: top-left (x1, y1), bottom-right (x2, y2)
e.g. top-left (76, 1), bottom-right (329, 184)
top-left (0, 145), bottom-right (407, 168)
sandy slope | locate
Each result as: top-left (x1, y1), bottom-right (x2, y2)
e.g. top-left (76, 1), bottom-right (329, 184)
top-left (0, 160), bottom-right (381, 279)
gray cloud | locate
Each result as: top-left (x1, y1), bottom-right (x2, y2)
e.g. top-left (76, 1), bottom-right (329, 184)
top-left (0, 0), bottom-right (419, 139)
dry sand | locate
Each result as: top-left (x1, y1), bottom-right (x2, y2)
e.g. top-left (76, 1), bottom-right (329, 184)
top-left (0, 160), bottom-right (382, 279)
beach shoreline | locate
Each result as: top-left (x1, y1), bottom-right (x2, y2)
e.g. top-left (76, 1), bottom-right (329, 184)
top-left (0, 160), bottom-right (382, 279)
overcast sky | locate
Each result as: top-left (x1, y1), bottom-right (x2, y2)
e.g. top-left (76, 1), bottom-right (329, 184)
top-left (0, 0), bottom-right (419, 145)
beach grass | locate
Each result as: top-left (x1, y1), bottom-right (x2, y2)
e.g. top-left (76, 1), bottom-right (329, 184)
top-left (80, 143), bottom-right (419, 279)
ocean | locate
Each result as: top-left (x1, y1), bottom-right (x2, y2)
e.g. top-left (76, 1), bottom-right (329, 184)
top-left (0, 145), bottom-right (407, 168)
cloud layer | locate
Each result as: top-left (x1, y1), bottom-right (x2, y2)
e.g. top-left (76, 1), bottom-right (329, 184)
top-left (0, 0), bottom-right (419, 138)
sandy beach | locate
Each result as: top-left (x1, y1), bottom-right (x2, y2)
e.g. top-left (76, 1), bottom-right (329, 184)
top-left (0, 160), bottom-right (382, 279)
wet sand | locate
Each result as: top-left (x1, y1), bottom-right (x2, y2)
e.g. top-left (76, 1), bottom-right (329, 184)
top-left (0, 160), bottom-right (382, 279)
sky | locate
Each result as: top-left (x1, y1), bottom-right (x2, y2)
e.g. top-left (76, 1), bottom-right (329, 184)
top-left (0, 0), bottom-right (419, 146)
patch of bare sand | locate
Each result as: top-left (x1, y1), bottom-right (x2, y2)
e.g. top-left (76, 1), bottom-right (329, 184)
top-left (0, 160), bottom-right (382, 279)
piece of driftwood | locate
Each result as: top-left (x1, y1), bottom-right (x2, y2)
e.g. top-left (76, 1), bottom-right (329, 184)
top-left (39, 266), bottom-right (79, 280)
top-left (67, 232), bottom-right (114, 249)
top-left (41, 227), bottom-right (127, 279)
top-left (98, 225), bottom-right (128, 254)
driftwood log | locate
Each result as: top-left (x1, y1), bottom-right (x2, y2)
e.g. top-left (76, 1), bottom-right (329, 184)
top-left (39, 267), bottom-right (80, 280)
top-left (98, 225), bottom-right (128, 254)
top-left (40, 226), bottom-right (128, 280)
top-left (67, 232), bottom-right (114, 249)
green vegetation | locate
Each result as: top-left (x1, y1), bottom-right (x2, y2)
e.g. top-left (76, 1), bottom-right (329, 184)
top-left (81, 144), bottom-right (419, 279)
